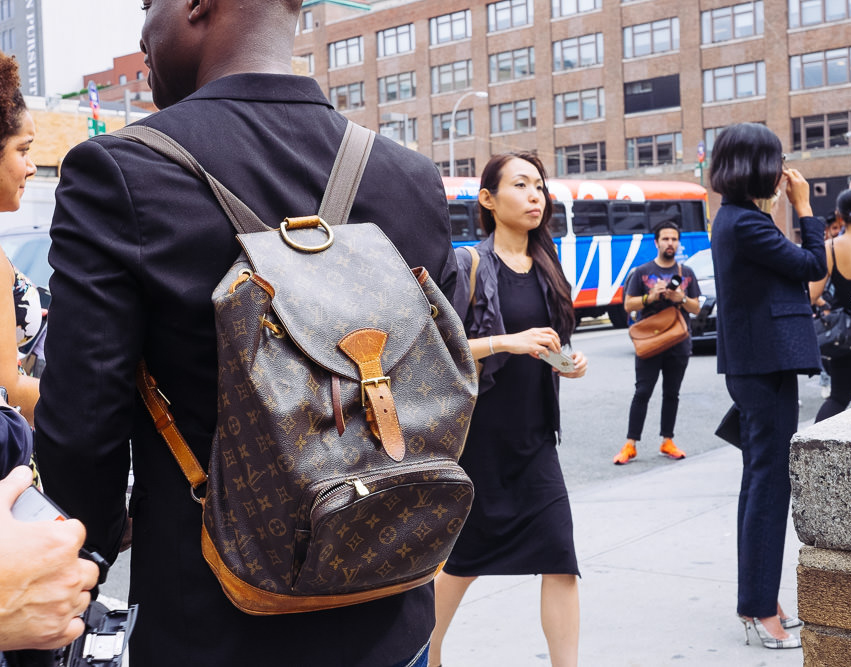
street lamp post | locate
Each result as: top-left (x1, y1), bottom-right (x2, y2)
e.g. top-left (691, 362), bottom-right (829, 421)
top-left (449, 90), bottom-right (488, 178)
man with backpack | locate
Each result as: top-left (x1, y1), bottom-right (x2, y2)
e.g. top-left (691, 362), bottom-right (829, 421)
top-left (34, 1), bottom-right (457, 665)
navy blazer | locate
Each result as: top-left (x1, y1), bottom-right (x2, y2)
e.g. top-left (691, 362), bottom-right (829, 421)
top-left (34, 75), bottom-right (453, 666)
top-left (710, 199), bottom-right (825, 376)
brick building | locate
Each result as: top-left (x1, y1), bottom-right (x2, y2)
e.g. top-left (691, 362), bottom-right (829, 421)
top-left (293, 0), bottom-right (851, 222)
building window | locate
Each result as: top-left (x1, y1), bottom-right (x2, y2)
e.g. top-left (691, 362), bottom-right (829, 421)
top-left (433, 109), bottom-right (474, 141)
top-left (136, 71), bottom-right (145, 80)
top-left (703, 61), bottom-right (766, 102)
top-left (789, 0), bottom-right (851, 27)
top-left (380, 118), bottom-right (418, 145)
top-left (377, 24), bottom-right (415, 57)
top-left (556, 143), bottom-right (606, 175)
top-left (552, 0), bottom-right (601, 19)
top-left (791, 48), bottom-right (851, 90)
top-left (626, 132), bottom-right (683, 167)
top-left (624, 74), bottom-right (680, 114)
top-left (489, 47), bottom-right (535, 83)
top-left (429, 10), bottom-right (472, 45)
top-left (1, 28), bottom-right (14, 52)
top-left (0, 0), bottom-right (12, 21)
top-left (553, 33), bottom-right (604, 71)
top-left (554, 88), bottom-right (605, 123)
top-left (487, 0), bottom-right (533, 31)
top-left (701, 2), bottom-right (763, 44)
top-left (119, 74), bottom-right (127, 85)
top-left (437, 158), bottom-right (477, 177)
top-left (431, 60), bottom-right (473, 94)
top-left (328, 36), bottom-right (364, 69)
top-left (329, 82), bottom-right (365, 111)
top-left (297, 9), bottom-right (313, 34)
top-left (490, 99), bottom-right (537, 133)
top-left (792, 112), bottom-right (851, 150)
top-left (378, 72), bottom-right (416, 103)
top-left (623, 18), bottom-right (679, 58)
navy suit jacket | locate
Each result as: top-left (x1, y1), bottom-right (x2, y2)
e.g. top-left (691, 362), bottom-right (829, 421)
top-left (710, 199), bottom-right (825, 376)
top-left (34, 74), bottom-right (454, 666)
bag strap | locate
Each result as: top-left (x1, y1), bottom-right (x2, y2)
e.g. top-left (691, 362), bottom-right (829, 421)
top-left (465, 246), bottom-right (480, 308)
top-left (114, 121), bottom-right (375, 232)
top-left (126, 121), bottom-right (375, 495)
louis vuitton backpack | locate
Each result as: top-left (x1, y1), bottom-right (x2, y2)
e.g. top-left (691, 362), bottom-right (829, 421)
top-left (117, 121), bottom-right (477, 615)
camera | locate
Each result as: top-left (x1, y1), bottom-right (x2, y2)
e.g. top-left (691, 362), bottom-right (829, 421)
top-left (667, 275), bottom-right (682, 290)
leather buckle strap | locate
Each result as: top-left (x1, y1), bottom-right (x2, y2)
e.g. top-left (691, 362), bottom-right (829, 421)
top-left (338, 329), bottom-right (405, 462)
top-left (135, 361), bottom-right (208, 502)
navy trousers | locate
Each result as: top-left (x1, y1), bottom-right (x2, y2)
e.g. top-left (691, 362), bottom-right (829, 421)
top-left (725, 371), bottom-right (798, 618)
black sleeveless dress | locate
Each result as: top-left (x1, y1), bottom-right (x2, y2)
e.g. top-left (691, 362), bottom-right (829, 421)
top-left (445, 260), bottom-right (579, 576)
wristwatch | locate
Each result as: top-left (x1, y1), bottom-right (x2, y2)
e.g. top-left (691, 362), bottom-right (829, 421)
top-left (681, 295), bottom-right (687, 304)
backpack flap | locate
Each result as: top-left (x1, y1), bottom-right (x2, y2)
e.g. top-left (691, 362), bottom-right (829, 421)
top-left (236, 222), bottom-right (430, 378)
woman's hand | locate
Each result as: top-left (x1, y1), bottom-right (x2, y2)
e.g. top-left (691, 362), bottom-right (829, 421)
top-left (783, 167), bottom-right (813, 218)
top-left (558, 350), bottom-right (587, 379)
top-left (501, 327), bottom-right (561, 358)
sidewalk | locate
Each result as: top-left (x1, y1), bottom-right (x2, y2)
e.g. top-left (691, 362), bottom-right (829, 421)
top-left (440, 445), bottom-right (804, 666)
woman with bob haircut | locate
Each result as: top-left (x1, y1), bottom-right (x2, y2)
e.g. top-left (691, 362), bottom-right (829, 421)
top-left (429, 153), bottom-right (586, 667)
top-left (709, 123), bottom-right (825, 649)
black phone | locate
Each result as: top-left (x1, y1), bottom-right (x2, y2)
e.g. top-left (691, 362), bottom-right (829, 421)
top-left (667, 275), bottom-right (682, 290)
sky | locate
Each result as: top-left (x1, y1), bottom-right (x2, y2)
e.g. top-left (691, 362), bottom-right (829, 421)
top-left (41, 0), bottom-right (145, 95)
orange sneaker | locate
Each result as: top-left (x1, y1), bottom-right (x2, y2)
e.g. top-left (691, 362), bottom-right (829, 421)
top-left (613, 441), bottom-right (637, 465)
top-left (660, 438), bottom-right (686, 460)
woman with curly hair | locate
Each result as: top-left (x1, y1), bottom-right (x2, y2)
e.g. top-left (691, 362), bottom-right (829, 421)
top-left (0, 51), bottom-right (40, 426)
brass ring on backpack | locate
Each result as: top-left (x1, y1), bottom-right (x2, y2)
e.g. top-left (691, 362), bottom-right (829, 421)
top-left (280, 217), bottom-right (334, 253)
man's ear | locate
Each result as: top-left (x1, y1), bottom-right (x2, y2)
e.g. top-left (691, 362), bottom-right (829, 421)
top-left (188, 0), bottom-right (212, 22)
top-left (478, 188), bottom-right (495, 211)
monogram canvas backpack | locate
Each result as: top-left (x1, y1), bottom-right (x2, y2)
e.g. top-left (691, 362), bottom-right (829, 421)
top-left (118, 122), bottom-right (477, 615)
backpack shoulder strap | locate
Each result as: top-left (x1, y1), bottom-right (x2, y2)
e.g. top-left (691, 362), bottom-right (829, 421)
top-left (113, 125), bottom-right (268, 235)
top-left (318, 122), bottom-right (375, 226)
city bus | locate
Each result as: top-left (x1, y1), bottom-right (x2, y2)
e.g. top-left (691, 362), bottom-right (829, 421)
top-left (443, 177), bottom-right (710, 327)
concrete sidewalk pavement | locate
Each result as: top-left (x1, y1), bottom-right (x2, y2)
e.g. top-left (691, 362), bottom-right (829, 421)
top-left (439, 445), bottom-right (804, 666)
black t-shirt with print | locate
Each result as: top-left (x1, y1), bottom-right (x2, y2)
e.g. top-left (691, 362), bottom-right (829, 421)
top-left (625, 259), bottom-right (701, 354)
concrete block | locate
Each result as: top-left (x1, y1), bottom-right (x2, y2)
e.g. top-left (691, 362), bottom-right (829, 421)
top-left (790, 411), bottom-right (851, 550)
top-left (797, 546), bottom-right (851, 629)
top-left (801, 624), bottom-right (851, 667)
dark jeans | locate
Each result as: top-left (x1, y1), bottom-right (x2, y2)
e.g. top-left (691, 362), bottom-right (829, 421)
top-left (815, 354), bottom-right (851, 422)
top-left (726, 371), bottom-right (798, 618)
top-left (626, 350), bottom-right (689, 441)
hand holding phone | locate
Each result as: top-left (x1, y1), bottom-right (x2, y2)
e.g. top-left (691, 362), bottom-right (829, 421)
top-left (540, 348), bottom-right (575, 373)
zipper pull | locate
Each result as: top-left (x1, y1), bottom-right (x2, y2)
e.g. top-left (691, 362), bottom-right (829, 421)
top-left (347, 478), bottom-right (370, 497)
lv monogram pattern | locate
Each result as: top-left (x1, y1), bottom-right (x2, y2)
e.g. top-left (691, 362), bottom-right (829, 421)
top-left (203, 223), bottom-right (478, 610)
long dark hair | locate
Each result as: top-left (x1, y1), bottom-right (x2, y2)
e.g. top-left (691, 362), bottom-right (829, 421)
top-left (478, 153), bottom-right (575, 341)
top-left (0, 52), bottom-right (26, 151)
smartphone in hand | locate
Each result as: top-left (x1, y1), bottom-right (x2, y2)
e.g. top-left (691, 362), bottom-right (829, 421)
top-left (540, 348), bottom-right (575, 373)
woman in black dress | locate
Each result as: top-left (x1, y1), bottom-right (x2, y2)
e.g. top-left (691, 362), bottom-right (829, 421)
top-left (428, 154), bottom-right (587, 667)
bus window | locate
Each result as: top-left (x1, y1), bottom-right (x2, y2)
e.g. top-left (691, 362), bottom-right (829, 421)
top-left (572, 201), bottom-right (610, 235)
top-left (611, 202), bottom-right (648, 235)
top-left (678, 201), bottom-right (707, 232)
top-left (449, 201), bottom-right (477, 242)
top-left (648, 201), bottom-right (682, 232)
top-left (550, 202), bottom-right (568, 238)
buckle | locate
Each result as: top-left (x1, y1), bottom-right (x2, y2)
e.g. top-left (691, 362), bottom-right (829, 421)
top-left (360, 376), bottom-right (391, 406)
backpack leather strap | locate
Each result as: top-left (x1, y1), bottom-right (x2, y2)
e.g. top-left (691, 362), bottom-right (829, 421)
top-left (135, 361), bottom-right (207, 501)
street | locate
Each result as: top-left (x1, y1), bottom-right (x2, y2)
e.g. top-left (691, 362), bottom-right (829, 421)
top-left (560, 320), bottom-right (825, 490)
